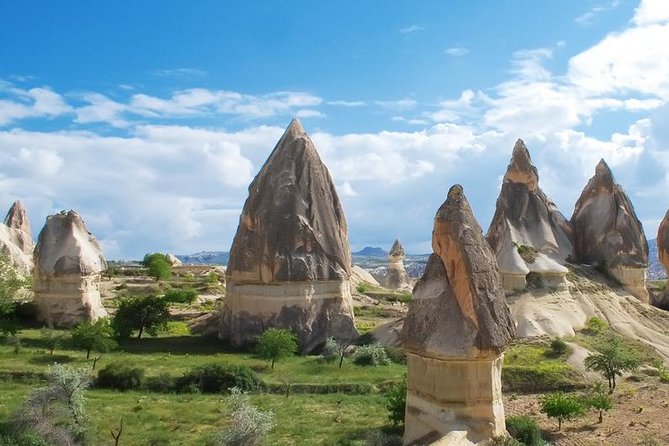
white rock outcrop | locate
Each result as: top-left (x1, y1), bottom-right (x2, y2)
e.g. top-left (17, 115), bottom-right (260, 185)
top-left (385, 238), bottom-right (411, 290)
top-left (0, 201), bottom-right (34, 275)
top-left (33, 210), bottom-right (108, 327)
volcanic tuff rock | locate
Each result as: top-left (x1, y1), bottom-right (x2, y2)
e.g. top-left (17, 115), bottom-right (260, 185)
top-left (221, 119), bottom-right (357, 353)
top-left (165, 253), bottom-right (183, 267)
top-left (384, 238), bottom-right (411, 290)
top-left (655, 210), bottom-right (669, 309)
top-left (486, 139), bottom-right (573, 293)
top-left (0, 201), bottom-right (34, 274)
top-left (33, 210), bottom-right (108, 327)
top-left (401, 185), bottom-right (515, 446)
top-left (572, 159), bottom-right (649, 301)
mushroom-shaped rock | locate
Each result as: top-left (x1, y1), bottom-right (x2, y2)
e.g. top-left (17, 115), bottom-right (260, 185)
top-left (221, 119), bottom-right (357, 353)
top-left (401, 185), bottom-right (516, 445)
top-left (33, 210), bottom-right (108, 327)
top-left (4, 200), bottom-right (34, 256)
top-left (486, 140), bottom-right (573, 293)
top-left (572, 160), bottom-right (649, 301)
top-left (385, 238), bottom-right (411, 290)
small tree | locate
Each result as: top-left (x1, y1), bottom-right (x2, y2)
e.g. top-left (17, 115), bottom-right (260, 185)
top-left (584, 382), bottom-right (613, 423)
top-left (143, 253), bottom-right (172, 281)
top-left (41, 328), bottom-right (67, 356)
top-left (0, 254), bottom-right (29, 337)
top-left (256, 328), bottom-right (298, 369)
top-left (540, 391), bottom-right (585, 431)
top-left (584, 335), bottom-right (640, 392)
top-left (71, 318), bottom-right (117, 360)
top-left (112, 295), bottom-right (170, 340)
top-left (213, 387), bottom-right (274, 446)
top-left (322, 336), bottom-right (354, 368)
top-left (12, 364), bottom-right (91, 444)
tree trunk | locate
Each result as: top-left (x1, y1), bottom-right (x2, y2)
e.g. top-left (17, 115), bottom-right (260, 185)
top-left (599, 410), bottom-right (603, 423)
top-left (92, 355), bottom-right (101, 370)
top-left (86, 348), bottom-right (91, 359)
top-left (558, 418), bottom-right (562, 431)
top-left (271, 359), bottom-right (275, 369)
top-left (339, 354), bottom-right (344, 369)
top-left (138, 326), bottom-right (143, 339)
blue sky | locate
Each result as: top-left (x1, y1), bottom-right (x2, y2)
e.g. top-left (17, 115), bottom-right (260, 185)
top-left (1, 0), bottom-right (668, 259)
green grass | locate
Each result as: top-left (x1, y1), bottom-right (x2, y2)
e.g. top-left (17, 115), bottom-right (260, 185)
top-left (566, 329), bottom-right (661, 366)
top-left (0, 382), bottom-right (389, 445)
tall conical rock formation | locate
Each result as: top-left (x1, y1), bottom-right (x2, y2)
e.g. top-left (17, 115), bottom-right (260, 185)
top-left (486, 140), bottom-right (573, 293)
top-left (572, 160), bottom-right (649, 301)
top-left (385, 238), bottom-right (411, 290)
top-left (34, 210), bottom-right (108, 327)
top-left (401, 185), bottom-right (516, 445)
top-left (655, 210), bottom-right (669, 309)
top-left (0, 200), bottom-right (34, 274)
top-left (221, 119), bottom-right (357, 353)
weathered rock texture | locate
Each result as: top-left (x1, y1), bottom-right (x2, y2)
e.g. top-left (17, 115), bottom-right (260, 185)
top-left (165, 253), bottom-right (183, 267)
top-left (0, 201), bottom-right (34, 274)
top-left (221, 119), bottom-right (357, 353)
top-left (572, 160), bottom-right (649, 302)
top-left (655, 209), bottom-right (669, 309)
top-left (33, 210), bottom-right (108, 327)
top-left (385, 238), bottom-right (411, 290)
top-left (401, 185), bottom-right (516, 446)
top-left (486, 140), bottom-right (573, 294)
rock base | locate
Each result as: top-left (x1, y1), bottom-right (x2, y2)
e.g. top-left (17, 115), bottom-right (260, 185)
top-left (221, 280), bottom-right (358, 353)
top-left (609, 265), bottom-right (648, 303)
top-left (34, 274), bottom-right (107, 327)
top-left (403, 352), bottom-right (506, 445)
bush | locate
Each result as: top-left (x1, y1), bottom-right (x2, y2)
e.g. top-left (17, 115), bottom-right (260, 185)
top-left (540, 391), bottom-right (585, 430)
top-left (548, 338), bottom-right (569, 357)
top-left (112, 294), bottom-right (170, 340)
top-left (96, 362), bottom-right (145, 391)
top-left (176, 364), bottom-right (260, 393)
top-left (212, 387), bottom-right (274, 446)
top-left (384, 347), bottom-right (407, 364)
top-left (585, 317), bottom-right (608, 334)
top-left (321, 337), bottom-right (339, 362)
top-left (163, 288), bottom-right (198, 304)
top-left (353, 345), bottom-right (391, 366)
top-left (584, 335), bottom-right (640, 392)
top-left (506, 415), bottom-right (542, 446)
top-left (356, 283), bottom-right (370, 294)
top-left (146, 373), bottom-right (177, 393)
top-left (385, 377), bottom-right (406, 426)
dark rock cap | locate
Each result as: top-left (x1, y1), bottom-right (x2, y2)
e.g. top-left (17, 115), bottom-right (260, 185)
top-left (571, 159), bottom-right (648, 268)
top-left (401, 185), bottom-right (516, 357)
top-left (388, 238), bottom-right (405, 258)
top-left (227, 119), bottom-right (352, 283)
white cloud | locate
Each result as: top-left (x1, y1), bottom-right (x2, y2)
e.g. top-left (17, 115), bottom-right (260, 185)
top-left (295, 109), bottom-right (325, 118)
top-left (633, 0), bottom-right (669, 25)
top-left (399, 25), bottom-right (425, 34)
top-left (327, 100), bottom-right (365, 107)
top-left (0, 86), bottom-right (72, 126)
top-left (575, 1), bottom-right (620, 25)
top-left (445, 47), bottom-right (469, 57)
top-left (375, 98), bottom-right (418, 111)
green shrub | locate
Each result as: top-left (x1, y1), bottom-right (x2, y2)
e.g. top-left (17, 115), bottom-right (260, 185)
top-left (547, 338), bottom-right (569, 357)
top-left (385, 377), bottom-right (406, 426)
top-left (356, 283), bottom-right (370, 294)
top-left (506, 415), bottom-right (542, 446)
top-left (321, 337), bottom-right (339, 362)
top-left (353, 345), bottom-right (390, 366)
top-left (176, 364), bottom-right (260, 393)
top-left (0, 431), bottom-right (51, 446)
top-left (585, 317), bottom-right (608, 334)
top-left (163, 288), bottom-right (198, 304)
top-left (96, 362), bottom-right (145, 391)
top-left (212, 387), bottom-right (274, 446)
top-left (540, 391), bottom-right (585, 430)
top-left (487, 437), bottom-right (523, 446)
top-left (146, 373), bottom-right (176, 393)
top-left (256, 328), bottom-right (298, 369)
top-left (516, 245), bottom-right (537, 263)
top-left (384, 347), bottom-right (407, 364)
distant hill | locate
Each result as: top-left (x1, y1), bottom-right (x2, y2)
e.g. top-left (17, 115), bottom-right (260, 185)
top-left (352, 247), bottom-right (387, 257)
top-left (648, 238), bottom-right (666, 280)
top-left (176, 251), bottom-right (229, 265)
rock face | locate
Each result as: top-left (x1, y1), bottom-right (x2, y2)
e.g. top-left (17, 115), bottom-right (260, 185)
top-left (33, 210), bottom-right (108, 327)
top-left (655, 210), bottom-right (669, 309)
top-left (165, 253), bottom-right (183, 267)
top-left (0, 201), bottom-right (34, 274)
top-left (385, 238), bottom-right (411, 290)
top-left (401, 185), bottom-right (516, 445)
top-left (221, 119), bottom-right (357, 353)
top-left (486, 140), bottom-right (573, 293)
top-left (572, 160), bottom-right (649, 301)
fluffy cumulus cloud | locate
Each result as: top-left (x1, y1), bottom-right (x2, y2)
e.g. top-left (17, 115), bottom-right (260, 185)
top-left (1, 0), bottom-right (668, 256)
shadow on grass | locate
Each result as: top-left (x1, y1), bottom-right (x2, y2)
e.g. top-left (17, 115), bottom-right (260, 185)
top-left (29, 354), bottom-right (74, 365)
top-left (332, 425), bottom-right (403, 446)
top-left (117, 335), bottom-right (239, 356)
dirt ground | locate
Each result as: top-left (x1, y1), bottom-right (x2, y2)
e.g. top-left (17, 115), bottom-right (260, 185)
top-left (505, 379), bottom-right (669, 445)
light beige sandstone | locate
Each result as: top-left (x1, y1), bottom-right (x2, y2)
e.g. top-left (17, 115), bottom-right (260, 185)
top-left (33, 210), bottom-right (107, 327)
top-left (165, 253), bottom-right (183, 267)
top-left (0, 224), bottom-right (33, 275)
top-left (401, 185), bottom-right (515, 446)
top-left (350, 265), bottom-right (380, 288)
top-left (221, 119), bottom-right (357, 352)
top-left (385, 238), bottom-right (412, 290)
top-left (486, 140), bottom-right (573, 294)
top-left (4, 200), bottom-right (34, 256)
